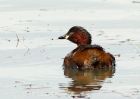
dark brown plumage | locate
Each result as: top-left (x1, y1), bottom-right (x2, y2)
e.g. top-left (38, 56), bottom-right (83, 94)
top-left (58, 26), bottom-right (115, 70)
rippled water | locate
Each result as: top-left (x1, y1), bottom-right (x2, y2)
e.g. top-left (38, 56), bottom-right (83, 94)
top-left (0, 0), bottom-right (140, 99)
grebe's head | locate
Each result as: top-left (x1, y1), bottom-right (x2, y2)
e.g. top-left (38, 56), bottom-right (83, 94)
top-left (58, 26), bottom-right (92, 46)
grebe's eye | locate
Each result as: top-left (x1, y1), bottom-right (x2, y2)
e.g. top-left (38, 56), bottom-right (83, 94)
top-left (65, 32), bottom-right (74, 39)
top-left (68, 32), bottom-right (74, 36)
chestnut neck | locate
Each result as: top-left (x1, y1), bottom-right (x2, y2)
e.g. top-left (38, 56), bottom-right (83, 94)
top-left (68, 26), bottom-right (92, 46)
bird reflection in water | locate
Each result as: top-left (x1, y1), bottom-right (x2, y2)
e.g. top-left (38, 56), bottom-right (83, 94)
top-left (60, 66), bottom-right (115, 97)
top-left (58, 26), bottom-right (116, 98)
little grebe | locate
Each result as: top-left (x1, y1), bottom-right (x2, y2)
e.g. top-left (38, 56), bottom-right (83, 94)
top-left (58, 26), bottom-right (115, 70)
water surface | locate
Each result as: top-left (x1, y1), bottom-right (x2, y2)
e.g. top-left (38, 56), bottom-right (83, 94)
top-left (0, 0), bottom-right (140, 99)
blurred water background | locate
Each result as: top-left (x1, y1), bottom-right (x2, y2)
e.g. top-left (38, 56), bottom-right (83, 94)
top-left (0, 0), bottom-right (140, 99)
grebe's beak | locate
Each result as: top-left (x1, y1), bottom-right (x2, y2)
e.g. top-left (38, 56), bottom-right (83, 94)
top-left (58, 35), bottom-right (65, 39)
top-left (58, 34), bottom-right (69, 39)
